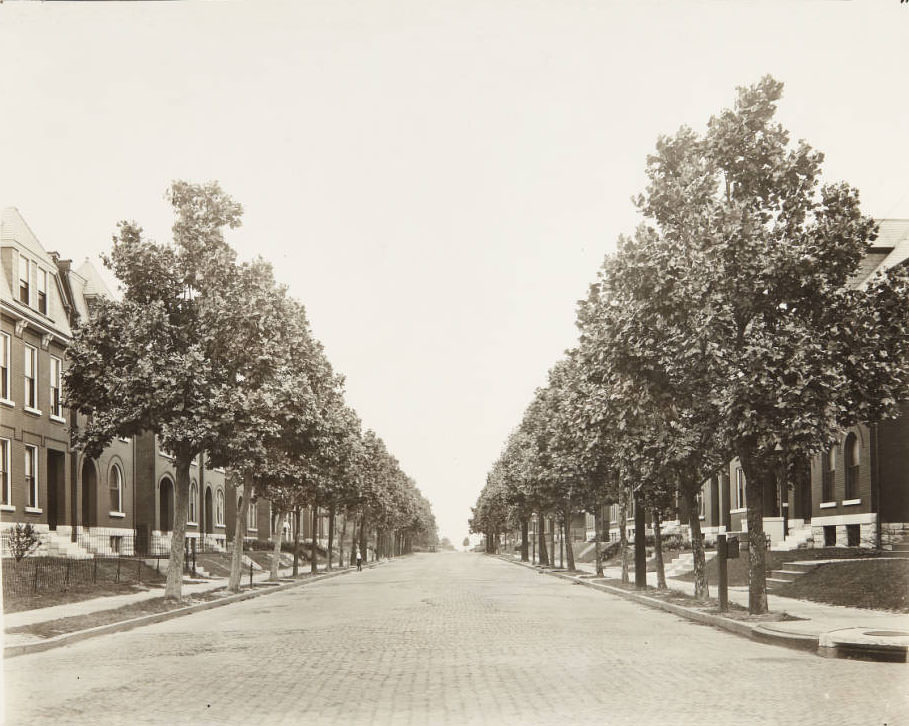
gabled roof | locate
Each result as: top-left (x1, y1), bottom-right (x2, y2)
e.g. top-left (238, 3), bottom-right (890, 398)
top-left (859, 219), bottom-right (909, 286)
top-left (1, 206), bottom-right (73, 338)
top-left (75, 258), bottom-right (116, 300)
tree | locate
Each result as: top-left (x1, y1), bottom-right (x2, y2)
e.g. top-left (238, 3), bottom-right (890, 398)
top-left (66, 181), bottom-right (291, 600)
top-left (621, 76), bottom-right (909, 612)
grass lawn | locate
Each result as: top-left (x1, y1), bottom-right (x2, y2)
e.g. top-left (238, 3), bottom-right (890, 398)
top-left (675, 547), bottom-right (884, 587)
top-left (775, 559), bottom-right (909, 612)
top-left (591, 577), bottom-right (798, 623)
top-left (2, 559), bottom-right (167, 614)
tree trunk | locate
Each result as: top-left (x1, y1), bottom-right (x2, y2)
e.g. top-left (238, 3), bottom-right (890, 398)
top-left (739, 450), bottom-right (770, 615)
top-left (549, 517), bottom-right (555, 570)
top-left (338, 514), bottom-right (347, 568)
top-left (652, 508), bottom-right (666, 590)
top-left (559, 519), bottom-right (564, 568)
top-left (619, 488), bottom-right (630, 584)
top-left (350, 516), bottom-right (358, 566)
top-left (687, 488), bottom-right (709, 601)
top-left (327, 503), bottom-right (335, 571)
top-left (228, 474), bottom-right (252, 593)
top-left (270, 510), bottom-right (284, 581)
top-left (594, 504), bottom-right (604, 577)
top-left (520, 517), bottom-right (529, 562)
top-left (310, 504), bottom-right (319, 575)
top-left (537, 511), bottom-right (549, 566)
top-left (164, 456), bottom-right (192, 600)
top-left (359, 516), bottom-right (368, 565)
top-left (563, 511), bottom-right (576, 572)
top-left (292, 507), bottom-right (301, 577)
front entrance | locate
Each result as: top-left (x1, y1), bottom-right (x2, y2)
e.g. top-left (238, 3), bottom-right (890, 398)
top-left (46, 450), bottom-right (66, 530)
top-left (81, 459), bottom-right (98, 528)
top-left (159, 477), bottom-right (174, 532)
top-left (204, 487), bottom-right (213, 534)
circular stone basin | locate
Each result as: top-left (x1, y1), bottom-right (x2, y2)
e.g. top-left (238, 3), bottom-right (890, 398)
top-left (863, 630), bottom-right (909, 637)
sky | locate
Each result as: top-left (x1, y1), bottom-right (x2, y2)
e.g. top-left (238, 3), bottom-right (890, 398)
top-left (1, 1), bottom-right (907, 546)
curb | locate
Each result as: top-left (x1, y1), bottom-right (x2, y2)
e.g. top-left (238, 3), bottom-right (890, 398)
top-left (494, 555), bottom-right (819, 654)
top-left (4, 561), bottom-right (385, 659)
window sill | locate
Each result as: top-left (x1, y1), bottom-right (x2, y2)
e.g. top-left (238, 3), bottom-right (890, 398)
top-left (0, 398), bottom-right (14, 408)
top-left (842, 499), bottom-right (861, 506)
top-left (24, 407), bottom-right (43, 417)
top-left (819, 501), bottom-right (838, 509)
top-left (109, 511), bottom-right (126, 518)
top-left (729, 507), bottom-right (747, 514)
top-left (50, 414), bottom-right (66, 424)
top-left (215, 524), bottom-right (225, 529)
top-left (0, 504), bottom-right (15, 512)
top-left (24, 506), bottom-right (42, 514)
top-left (248, 527), bottom-right (258, 533)
top-left (187, 520), bottom-right (198, 526)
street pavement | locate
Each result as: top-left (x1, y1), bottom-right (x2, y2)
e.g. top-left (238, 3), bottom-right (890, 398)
top-left (3, 552), bottom-right (906, 726)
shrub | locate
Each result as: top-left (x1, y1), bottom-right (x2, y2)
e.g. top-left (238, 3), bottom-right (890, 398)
top-left (8, 524), bottom-right (41, 561)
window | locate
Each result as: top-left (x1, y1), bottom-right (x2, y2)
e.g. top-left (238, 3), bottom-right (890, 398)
top-left (698, 490), bottom-right (706, 519)
top-left (109, 465), bottom-right (123, 513)
top-left (24, 345), bottom-right (37, 410)
top-left (49, 356), bottom-right (63, 418)
top-left (844, 434), bottom-right (859, 500)
top-left (18, 255), bottom-right (30, 305)
top-left (37, 269), bottom-right (47, 315)
top-left (846, 524), bottom-right (860, 547)
top-left (189, 481), bottom-right (198, 523)
top-left (216, 489), bottom-right (225, 526)
top-left (247, 498), bottom-right (257, 531)
top-left (735, 468), bottom-right (746, 509)
top-left (24, 445), bottom-right (38, 509)
top-left (0, 333), bottom-right (9, 401)
top-left (822, 444), bottom-right (837, 502)
top-left (0, 439), bottom-right (10, 507)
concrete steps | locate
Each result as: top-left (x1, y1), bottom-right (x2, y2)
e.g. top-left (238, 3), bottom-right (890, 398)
top-left (38, 530), bottom-right (94, 559)
top-left (664, 550), bottom-right (716, 577)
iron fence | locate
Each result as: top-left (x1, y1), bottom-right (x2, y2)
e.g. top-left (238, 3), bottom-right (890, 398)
top-left (1, 555), bottom-right (164, 599)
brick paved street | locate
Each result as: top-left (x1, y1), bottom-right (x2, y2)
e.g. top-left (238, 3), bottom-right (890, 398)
top-left (4, 553), bottom-right (906, 726)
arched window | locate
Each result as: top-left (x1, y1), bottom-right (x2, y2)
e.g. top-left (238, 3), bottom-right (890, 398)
top-left (216, 489), bottom-right (225, 526)
top-left (189, 481), bottom-right (198, 523)
top-left (109, 464), bottom-right (123, 514)
top-left (247, 498), bottom-right (258, 531)
top-left (822, 443), bottom-right (838, 502)
top-left (844, 433), bottom-right (860, 500)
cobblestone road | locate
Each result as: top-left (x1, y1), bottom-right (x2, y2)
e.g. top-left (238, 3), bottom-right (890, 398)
top-left (4, 553), bottom-right (906, 725)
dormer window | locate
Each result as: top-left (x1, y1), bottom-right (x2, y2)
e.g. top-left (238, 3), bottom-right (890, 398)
top-left (37, 270), bottom-right (47, 314)
top-left (19, 255), bottom-right (30, 305)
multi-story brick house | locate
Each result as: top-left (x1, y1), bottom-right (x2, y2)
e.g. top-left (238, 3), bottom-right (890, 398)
top-left (1, 208), bottom-right (79, 555)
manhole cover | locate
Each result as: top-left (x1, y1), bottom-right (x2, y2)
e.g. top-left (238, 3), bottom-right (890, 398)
top-left (863, 630), bottom-right (909, 637)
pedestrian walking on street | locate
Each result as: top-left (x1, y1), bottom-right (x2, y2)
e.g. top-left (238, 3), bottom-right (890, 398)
top-left (356, 546), bottom-right (363, 571)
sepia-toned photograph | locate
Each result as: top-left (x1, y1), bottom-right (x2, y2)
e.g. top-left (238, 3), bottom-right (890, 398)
top-left (1, 1), bottom-right (907, 724)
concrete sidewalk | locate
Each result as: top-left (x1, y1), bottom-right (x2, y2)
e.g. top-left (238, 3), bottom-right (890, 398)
top-left (519, 556), bottom-right (909, 661)
top-left (2, 560), bottom-right (350, 633)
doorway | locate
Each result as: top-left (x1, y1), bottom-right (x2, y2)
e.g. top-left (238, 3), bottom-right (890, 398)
top-left (81, 459), bottom-right (97, 528)
top-left (47, 450), bottom-right (66, 531)
top-left (159, 477), bottom-right (174, 532)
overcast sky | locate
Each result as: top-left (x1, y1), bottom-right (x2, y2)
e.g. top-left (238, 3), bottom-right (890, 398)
top-left (2, 1), bottom-right (907, 545)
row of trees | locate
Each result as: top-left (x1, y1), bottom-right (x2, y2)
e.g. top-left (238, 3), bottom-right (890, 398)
top-left (64, 181), bottom-right (437, 600)
top-left (471, 76), bottom-right (909, 613)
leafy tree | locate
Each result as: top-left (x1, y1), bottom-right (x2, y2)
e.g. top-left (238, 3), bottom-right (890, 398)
top-left (66, 181), bottom-right (291, 600)
top-left (622, 76), bottom-right (909, 612)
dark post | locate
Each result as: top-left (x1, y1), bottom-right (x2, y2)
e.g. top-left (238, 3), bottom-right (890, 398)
top-left (191, 538), bottom-right (197, 577)
top-left (634, 489), bottom-right (647, 589)
top-left (93, 557), bottom-right (98, 583)
top-left (717, 533), bottom-right (728, 611)
top-left (249, 561), bottom-right (253, 588)
top-left (116, 554), bottom-right (121, 583)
